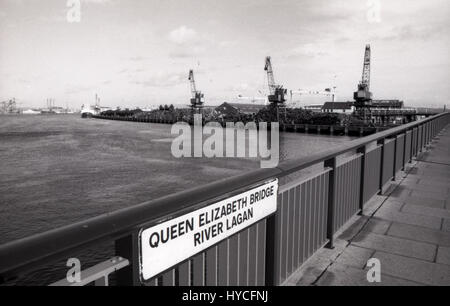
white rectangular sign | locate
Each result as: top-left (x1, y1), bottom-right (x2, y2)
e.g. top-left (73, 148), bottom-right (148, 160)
top-left (139, 179), bottom-right (278, 281)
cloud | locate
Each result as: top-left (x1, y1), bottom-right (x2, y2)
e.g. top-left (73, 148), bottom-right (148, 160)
top-left (218, 40), bottom-right (237, 48)
top-left (82, 0), bottom-right (113, 4)
top-left (167, 26), bottom-right (210, 58)
top-left (287, 43), bottom-right (330, 59)
top-left (371, 24), bottom-right (448, 41)
top-left (169, 46), bottom-right (206, 58)
top-left (168, 26), bottom-right (198, 45)
top-left (131, 71), bottom-right (186, 87)
top-left (128, 56), bottom-right (149, 62)
top-left (66, 85), bottom-right (95, 95)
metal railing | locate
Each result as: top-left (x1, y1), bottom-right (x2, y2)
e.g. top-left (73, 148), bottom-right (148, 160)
top-left (0, 112), bottom-right (449, 286)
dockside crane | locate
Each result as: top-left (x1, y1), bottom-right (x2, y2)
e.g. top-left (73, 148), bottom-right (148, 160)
top-left (188, 69), bottom-right (204, 113)
top-left (264, 56), bottom-right (287, 106)
top-left (354, 44), bottom-right (373, 122)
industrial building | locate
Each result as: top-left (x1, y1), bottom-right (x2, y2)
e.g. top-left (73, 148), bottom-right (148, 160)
top-left (322, 102), bottom-right (355, 113)
top-left (214, 102), bottom-right (266, 117)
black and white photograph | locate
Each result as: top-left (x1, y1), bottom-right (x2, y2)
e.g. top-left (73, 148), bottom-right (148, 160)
top-left (0, 0), bottom-right (449, 292)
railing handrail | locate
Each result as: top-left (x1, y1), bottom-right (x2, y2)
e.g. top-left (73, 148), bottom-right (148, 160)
top-left (0, 112), bottom-right (448, 281)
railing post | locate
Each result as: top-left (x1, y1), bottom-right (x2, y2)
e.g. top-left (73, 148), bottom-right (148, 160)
top-left (378, 139), bottom-right (385, 194)
top-left (402, 131), bottom-right (408, 170)
top-left (265, 214), bottom-right (277, 286)
top-left (115, 233), bottom-right (140, 286)
top-left (357, 145), bottom-right (367, 215)
top-left (415, 127), bottom-right (419, 157)
top-left (419, 125), bottom-right (423, 152)
top-left (392, 135), bottom-right (398, 181)
top-left (325, 157), bottom-right (337, 249)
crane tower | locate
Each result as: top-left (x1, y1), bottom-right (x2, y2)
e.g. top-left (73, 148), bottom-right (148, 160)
top-left (188, 69), bottom-right (204, 113)
top-left (264, 56), bottom-right (287, 106)
top-left (353, 44), bottom-right (373, 122)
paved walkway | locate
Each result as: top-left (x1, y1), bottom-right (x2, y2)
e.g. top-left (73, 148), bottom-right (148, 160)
top-left (286, 125), bottom-right (450, 286)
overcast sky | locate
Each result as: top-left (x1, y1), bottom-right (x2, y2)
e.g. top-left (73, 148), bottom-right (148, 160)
top-left (0, 0), bottom-right (448, 108)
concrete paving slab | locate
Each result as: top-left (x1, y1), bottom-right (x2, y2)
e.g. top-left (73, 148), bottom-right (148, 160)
top-left (316, 262), bottom-right (423, 286)
top-left (362, 218), bottom-right (392, 235)
top-left (444, 219), bottom-right (450, 232)
top-left (409, 190), bottom-right (450, 202)
top-left (436, 246), bottom-right (450, 266)
top-left (373, 251), bottom-right (450, 286)
top-left (402, 204), bottom-right (450, 219)
top-left (337, 216), bottom-right (369, 241)
top-left (413, 167), bottom-right (450, 176)
top-left (362, 195), bottom-right (387, 216)
top-left (335, 245), bottom-right (375, 269)
top-left (284, 239), bottom-right (347, 286)
top-left (405, 185), bottom-right (450, 197)
top-left (397, 195), bottom-right (446, 209)
top-left (375, 203), bottom-right (442, 230)
top-left (415, 178), bottom-right (450, 189)
top-left (387, 222), bottom-right (450, 247)
top-left (388, 186), bottom-right (412, 199)
top-left (352, 231), bottom-right (437, 261)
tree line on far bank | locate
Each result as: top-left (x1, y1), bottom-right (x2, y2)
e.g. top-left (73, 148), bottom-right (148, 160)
top-left (99, 104), bottom-right (367, 126)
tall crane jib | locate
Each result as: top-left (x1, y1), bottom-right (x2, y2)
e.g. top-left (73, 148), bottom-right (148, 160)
top-left (264, 56), bottom-right (287, 105)
top-left (353, 44), bottom-right (373, 122)
top-left (188, 69), bottom-right (204, 111)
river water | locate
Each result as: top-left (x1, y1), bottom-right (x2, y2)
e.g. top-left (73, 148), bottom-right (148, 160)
top-left (0, 114), bottom-right (354, 284)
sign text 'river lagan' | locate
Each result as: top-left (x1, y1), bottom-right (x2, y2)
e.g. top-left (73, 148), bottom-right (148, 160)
top-left (139, 180), bottom-right (278, 281)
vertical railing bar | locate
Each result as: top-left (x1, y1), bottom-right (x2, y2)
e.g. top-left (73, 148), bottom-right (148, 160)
top-left (297, 184), bottom-right (302, 267)
top-left (292, 185), bottom-right (298, 271)
top-left (345, 161), bottom-right (350, 222)
top-left (115, 233), bottom-right (139, 286)
top-left (236, 233), bottom-right (240, 285)
top-left (308, 180), bottom-right (313, 257)
top-left (279, 193), bottom-right (284, 283)
top-left (226, 239), bottom-right (230, 286)
top-left (354, 157), bottom-right (359, 214)
top-left (357, 145), bottom-right (366, 215)
top-left (337, 166), bottom-right (342, 231)
top-left (340, 163), bottom-right (344, 231)
top-left (378, 139), bottom-right (385, 194)
top-left (392, 135), bottom-right (398, 180)
top-left (246, 229), bottom-right (250, 286)
top-left (353, 158), bottom-right (357, 215)
top-left (324, 157), bottom-right (337, 249)
top-left (402, 132), bottom-right (407, 170)
top-left (301, 183), bottom-right (307, 264)
top-left (312, 176), bottom-right (317, 256)
top-left (286, 189), bottom-right (290, 276)
top-left (260, 220), bottom-right (267, 285)
top-left (255, 222), bottom-right (259, 285)
top-left (264, 211), bottom-right (276, 285)
top-left (316, 175), bottom-right (322, 253)
top-left (305, 182), bottom-right (310, 258)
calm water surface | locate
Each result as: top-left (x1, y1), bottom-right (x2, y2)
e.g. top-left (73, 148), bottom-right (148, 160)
top-left (0, 114), bottom-right (354, 284)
